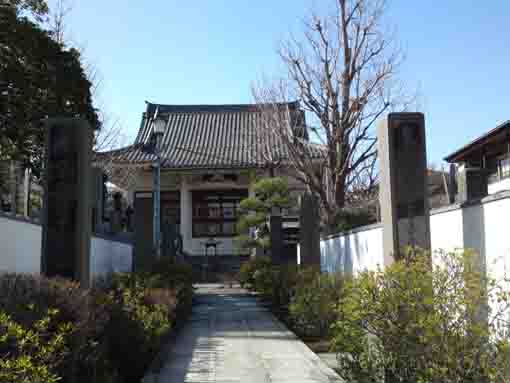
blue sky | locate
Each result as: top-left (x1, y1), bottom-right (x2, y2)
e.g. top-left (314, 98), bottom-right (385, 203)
top-left (47, 0), bottom-right (510, 165)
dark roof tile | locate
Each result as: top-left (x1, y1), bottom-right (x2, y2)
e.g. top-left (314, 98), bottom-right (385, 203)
top-left (97, 102), bottom-right (324, 170)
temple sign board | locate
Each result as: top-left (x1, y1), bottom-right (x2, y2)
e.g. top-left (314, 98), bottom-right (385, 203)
top-left (377, 113), bottom-right (431, 265)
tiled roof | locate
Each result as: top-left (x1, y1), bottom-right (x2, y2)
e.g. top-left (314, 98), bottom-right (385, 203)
top-left (98, 102), bottom-right (324, 170)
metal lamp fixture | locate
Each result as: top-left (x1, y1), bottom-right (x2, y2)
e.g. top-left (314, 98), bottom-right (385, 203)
top-left (152, 115), bottom-right (166, 136)
top-left (151, 108), bottom-right (166, 258)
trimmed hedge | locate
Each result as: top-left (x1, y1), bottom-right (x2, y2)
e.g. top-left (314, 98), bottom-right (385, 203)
top-left (0, 275), bottom-right (113, 383)
top-left (238, 257), bottom-right (340, 341)
top-left (0, 258), bottom-right (194, 383)
top-left (237, 256), bottom-right (272, 288)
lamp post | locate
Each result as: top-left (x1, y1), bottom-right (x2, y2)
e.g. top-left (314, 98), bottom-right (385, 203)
top-left (151, 112), bottom-right (166, 258)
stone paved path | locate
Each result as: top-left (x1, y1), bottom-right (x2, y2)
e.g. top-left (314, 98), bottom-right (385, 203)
top-left (143, 284), bottom-right (342, 383)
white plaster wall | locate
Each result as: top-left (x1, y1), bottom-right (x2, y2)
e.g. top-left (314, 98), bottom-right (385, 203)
top-left (0, 215), bottom-right (41, 274)
top-left (483, 197), bottom-right (510, 279)
top-left (321, 195), bottom-right (510, 278)
top-left (488, 178), bottom-right (510, 195)
top-left (320, 225), bottom-right (383, 274)
top-left (482, 197), bottom-right (510, 326)
top-left (0, 215), bottom-right (132, 279)
top-left (90, 237), bottom-right (133, 278)
top-left (430, 208), bottom-right (464, 253)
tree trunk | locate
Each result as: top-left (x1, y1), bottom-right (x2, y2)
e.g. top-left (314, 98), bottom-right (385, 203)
top-left (334, 174), bottom-right (346, 211)
top-left (320, 174), bottom-right (347, 232)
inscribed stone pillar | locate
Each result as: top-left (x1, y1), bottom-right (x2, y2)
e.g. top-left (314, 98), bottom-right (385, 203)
top-left (270, 207), bottom-right (283, 264)
top-left (456, 165), bottom-right (489, 203)
top-left (9, 161), bottom-right (20, 214)
top-left (448, 164), bottom-right (457, 204)
top-left (41, 118), bottom-right (92, 287)
top-left (23, 167), bottom-right (31, 217)
top-left (377, 113), bottom-right (430, 265)
top-left (299, 192), bottom-right (321, 266)
top-left (90, 167), bottom-right (105, 234)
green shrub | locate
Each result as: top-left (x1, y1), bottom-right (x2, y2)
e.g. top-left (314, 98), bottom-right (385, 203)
top-left (237, 256), bottom-right (272, 288)
top-left (103, 275), bottom-right (174, 382)
top-left (265, 264), bottom-right (301, 309)
top-left (289, 271), bottom-right (344, 339)
top-left (108, 257), bottom-right (194, 322)
top-left (252, 264), bottom-right (319, 311)
top-left (0, 274), bottom-right (113, 383)
top-left (235, 177), bottom-right (293, 251)
top-left (101, 261), bottom-right (193, 383)
top-left (0, 266), bottom-right (194, 383)
top-left (0, 309), bottom-right (70, 383)
top-left (331, 249), bottom-right (510, 383)
top-left (246, 263), bottom-right (344, 341)
top-left (145, 258), bottom-right (194, 320)
top-left (145, 257), bottom-right (194, 289)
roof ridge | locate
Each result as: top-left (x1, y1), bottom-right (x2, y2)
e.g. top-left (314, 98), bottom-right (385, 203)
top-left (144, 101), bottom-right (300, 116)
top-left (147, 101), bottom-right (297, 107)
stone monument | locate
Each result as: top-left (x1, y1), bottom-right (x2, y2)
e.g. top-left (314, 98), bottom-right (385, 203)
top-left (270, 206), bottom-right (283, 264)
top-left (41, 118), bottom-right (92, 287)
top-left (299, 192), bottom-right (321, 266)
top-left (377, 113), bottom-right (430, 265)
top-left (90, 166), bottom-right (105, 233)
top-left (456, 164), bottom-right (489, 203)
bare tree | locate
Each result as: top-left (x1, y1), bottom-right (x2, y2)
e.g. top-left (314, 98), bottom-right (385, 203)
top-left (47, 0), bottom-right (105, 128)
top-left (254, 0), bottom-right (413, 227)
top-left (47, 0), bottom-right (73, 44)
top-left (45, 0), bottom-right (140, 188)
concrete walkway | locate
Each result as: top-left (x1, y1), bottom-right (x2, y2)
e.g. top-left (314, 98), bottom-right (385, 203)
top-left (144, 284), bottom-right (342, 383)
